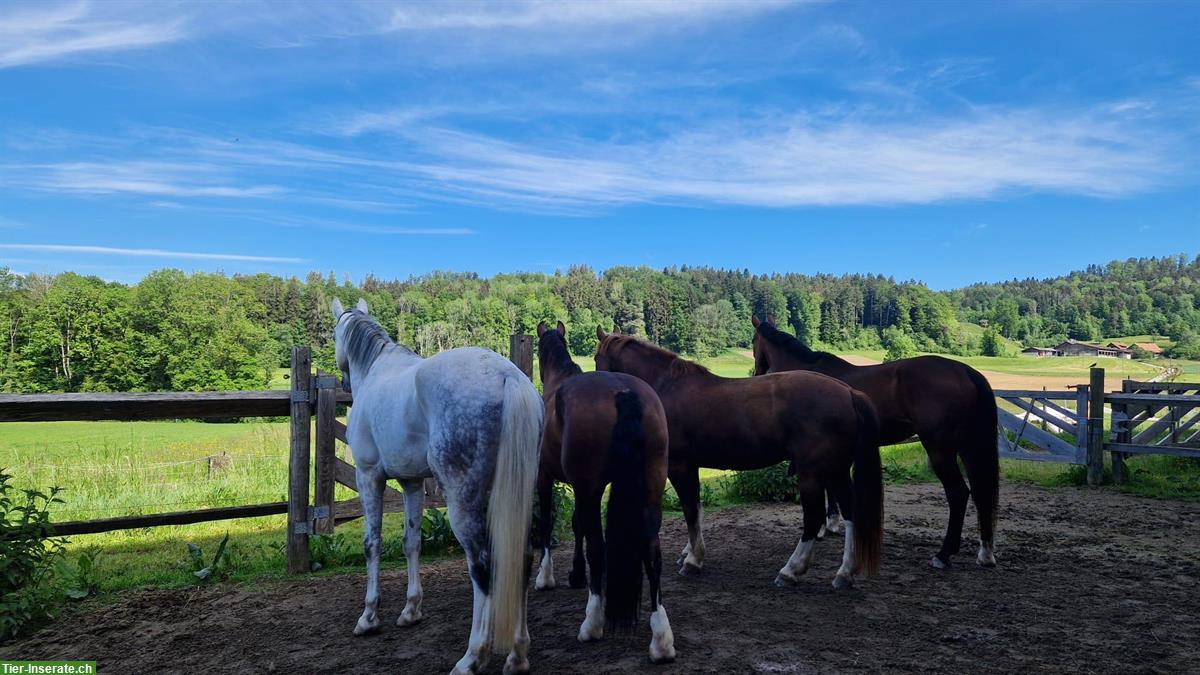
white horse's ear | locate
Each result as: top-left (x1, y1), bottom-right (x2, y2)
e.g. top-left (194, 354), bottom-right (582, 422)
top-left (596, 325), bottom-right (606, 340)
top-left (331, 298), bottom-right (344, 319)
top-left (356, 298), bottom-right (369, 314)
top-left (556, 320), bottom-right (566, 337)
top-left (536, 321), bottom-right (547, 337)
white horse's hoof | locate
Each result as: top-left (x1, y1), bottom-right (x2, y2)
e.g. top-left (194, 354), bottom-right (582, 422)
top-left (930, 555), bottom-right (950, 570)
top-left (535, 580), bottom-right (556, 591)
top-left (354, 615), bottom-right (381, 635)
top-left (817, 524), bottom-right (827, 539)
top-left (397, 607), bottom-right (423, 626)
top-left (503, 654), bottom-right (530, 674)
top-left (679, 562), bottom-right (703, 576)
top-left (650, 645), bottom-right (677, 664)
top-left (649, 607), bottom-right (676, 664)
top-left (832, 574), bottom-right (854, 590)
top-left (826, 515), bottom-right (843, 535)
top-left (977, 548), bottom-right (997, 568)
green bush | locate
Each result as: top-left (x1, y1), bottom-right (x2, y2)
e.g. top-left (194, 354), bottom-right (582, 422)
top-left (531, 483), bottom-right (574, 548)
top-left (725, 464), bottom-right (801, 503)
top-left (0, 469), bottom-right (66, 640)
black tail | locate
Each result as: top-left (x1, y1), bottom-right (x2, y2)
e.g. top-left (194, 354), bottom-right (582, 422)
top-left (850, 390), bottom-right (884, 576)
top-left (604, 390), bottom-right (648, 633)
top-left (961, 367), bottom-right (1000, 546)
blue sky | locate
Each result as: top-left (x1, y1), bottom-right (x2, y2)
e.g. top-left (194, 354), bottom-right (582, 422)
top-left (1, 0), bottom-right (1198, 289)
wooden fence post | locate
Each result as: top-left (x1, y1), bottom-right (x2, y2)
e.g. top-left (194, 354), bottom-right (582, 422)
top-left (1075, 384), bottom-right (1089, 466)
top-left (1087, 366), bottom-right (1105, 486)
top-left (1111, 379), bottom-right (1132, 485)
top-left (313, 371), bottom-right (337, 535)
top-left (510, 334), bottom-right (534, 380)
top-left (287, 346), bottom-right (312, 573)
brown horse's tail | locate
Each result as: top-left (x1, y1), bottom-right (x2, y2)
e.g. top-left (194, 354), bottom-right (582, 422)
top-left (961, 367), bottom-right (1000, 546)
top-left (605, 389), bottom-right (648, 633)
top-left (850, 390), bottom-right (884, 576)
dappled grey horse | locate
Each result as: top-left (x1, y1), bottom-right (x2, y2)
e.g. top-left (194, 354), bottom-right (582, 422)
top-left (332, 298), bottom-right (543, 675)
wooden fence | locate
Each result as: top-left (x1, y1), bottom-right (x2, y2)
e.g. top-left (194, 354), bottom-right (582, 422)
top-left (0, 338), bottom-right (536, 574)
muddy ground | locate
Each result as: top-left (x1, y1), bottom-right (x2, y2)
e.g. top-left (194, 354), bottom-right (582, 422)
top-left (5, 482), bottom-right (1198, 673)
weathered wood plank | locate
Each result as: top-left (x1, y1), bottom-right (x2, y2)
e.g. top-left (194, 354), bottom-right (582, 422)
top-left (994, 389), bottom-right (1080, 400)
top-left (997, 409), bottom-right (1078, 458)
top-left (51, 502), bottom-right (289, 536)
top-left (0, 391), bottom-right (292, 422)
top-left (313, 380), bottom-right (337, 535)
top-left (1105, 393), bottom-right (1200, 404)
top-left (509, 334), bottom-right (534, 379)
top-left (331, 456), bottom-right (405, 501)
top-left (1087, 368), bottom-right (1105, 485)
top-left (287, 347), bottom-right (312, 574)
top-left (1105, 443), bottom-right (1200, 458)
top-left (1004, 397), bottom-right (1079, 435)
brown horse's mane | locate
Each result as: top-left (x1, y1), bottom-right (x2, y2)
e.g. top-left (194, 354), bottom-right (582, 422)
top-left (603, 334), bottom-right (711, 376)
top-left (756, 321), bottom-right (851, 368)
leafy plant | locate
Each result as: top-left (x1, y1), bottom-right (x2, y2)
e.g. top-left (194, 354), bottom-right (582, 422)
top-left (186, 532), bottom-right (230, 583)
top-left (726, 464), bottom-right (802, 503)
top-left (63, 546), bottom-right (101, 600)
top-left (420, 508), bottom-right (456, 555)
top-left (309, 533), bottom-right (359, 571)
top-left (0, 469), bottom-right (66, 640)
top-left (531, 483), bottom-right (574, 548)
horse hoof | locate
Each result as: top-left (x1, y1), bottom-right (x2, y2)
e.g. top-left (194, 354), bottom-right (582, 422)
top-left (773, 572), bottom-right (799, 587)
top-left (353, 616), bottom-right (381, 636)
top-left (503, 655), bottom-right (530, 674)
top-left (977, 551), bottom-right (997, 568)
top-left (396, 609), bottom-right (423, 627)
top-left (679, 562), bottom-right (703, 576)
top-left (578, 627), bottom-right (603, 642)
top-left (817, 525), bottom-right (827, 540)
top-left (930, 555), bottom-right (950, 570)
top-left (535, 581), bottom-right (557, 591)
top-left (649, 649), bottom-right (677, 665)
top-left (832, 574), bottom-right (854, 590)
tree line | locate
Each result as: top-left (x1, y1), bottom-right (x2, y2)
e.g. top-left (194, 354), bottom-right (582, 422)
top-left (1, 254), bottom-right (1198, 393)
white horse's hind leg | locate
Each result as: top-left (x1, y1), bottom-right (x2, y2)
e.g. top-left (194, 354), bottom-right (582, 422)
top-left (397, 478), bottom-right (426, 627)
top-left (775, 537), bottom-right (815, 585)
top-left (353, 470), bottom-right (386, 636)
top-left (452, 581), bottom-right (492, 675)
top-left (833, 520), bottom-right (856, 589)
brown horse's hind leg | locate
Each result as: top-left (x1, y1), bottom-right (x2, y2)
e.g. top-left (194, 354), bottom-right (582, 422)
top-left (927, 442), bottom-right (970, 569)
top-left (775, 482), bottom-right (824, 586)
top-left (575, 490), bottom-right (606, 641)
top-left (534, 473), bottom-right (557, 591)
top-left (568, 507), bottom-right (587, 589)
top-left (669, 466), bottom-right (705, 575)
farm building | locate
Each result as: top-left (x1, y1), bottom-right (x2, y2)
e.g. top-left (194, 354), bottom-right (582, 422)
top-left (1132, 342), bottom-right (1164, 357)
top-left (1021, 346), bottom-right (1062, 357)
top-left (1053, 339), bottom-right (1133, 359)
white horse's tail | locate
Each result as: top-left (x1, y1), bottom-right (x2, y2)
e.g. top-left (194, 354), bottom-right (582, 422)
top-left (488, 375), bottom-right (542, 652)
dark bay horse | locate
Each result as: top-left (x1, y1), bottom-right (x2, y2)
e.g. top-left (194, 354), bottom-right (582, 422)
top-left (594, 327), bottom-right (884, 589)
top-left (534, 322), bottom-right (675, 663)
top-left (751, 315), bottom-right (999, 569)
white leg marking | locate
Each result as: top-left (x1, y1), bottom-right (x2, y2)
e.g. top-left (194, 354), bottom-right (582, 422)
top-left (977, 539), bottom-right (997, 567)
top-left (535, 547), bottom-right (556, 591)
top-left (682, 506), bottom-right (705, 572)
top-left (648, 604), bottom-right (676, 663)
top-left (833, 520), bottom-right (855, 589)
top-left (578, 592), bottom-right (604, 642)
top-left (353, 471), bottom-right (384, 636)
top-left (775, 537), bottom-right (815, 585)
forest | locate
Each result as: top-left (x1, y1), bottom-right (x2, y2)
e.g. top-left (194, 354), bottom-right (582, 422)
top-left (1, 254), bottom-right (1199, 393)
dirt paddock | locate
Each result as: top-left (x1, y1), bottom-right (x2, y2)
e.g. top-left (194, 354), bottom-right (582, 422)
top-left (6, 482), bottom-right (1199, 673)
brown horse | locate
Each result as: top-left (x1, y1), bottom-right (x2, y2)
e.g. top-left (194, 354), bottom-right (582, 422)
top-left (751, 315), bottom-right (999, 569)
top-left (594, 327), bottom-right (883, 589)
top-left (534, 321), bottom-right (675, 663)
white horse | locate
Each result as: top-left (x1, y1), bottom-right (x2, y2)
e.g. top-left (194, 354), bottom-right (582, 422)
top-left (332, 298), bottom-right (543, 675)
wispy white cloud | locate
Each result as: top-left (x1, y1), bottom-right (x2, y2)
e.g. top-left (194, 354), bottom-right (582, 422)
top-left (0, 1), bottom-right (186, 68)
top-left (0, 243), bottom-right (307, 264)
top-left (5, 161), bottom-right (284, 198)
top-left (386, 0), bottom-right (800, 31)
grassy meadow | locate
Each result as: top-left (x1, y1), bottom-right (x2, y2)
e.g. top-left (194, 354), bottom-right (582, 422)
top-left (3, 346), bottom-right (1197, 597)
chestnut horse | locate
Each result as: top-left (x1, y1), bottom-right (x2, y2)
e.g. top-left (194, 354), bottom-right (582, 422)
top-left (594, 328), bottom-right (883, 589)
top-left (751, 315), bottom-right (999, 569)
top-left (534, 322), bottom-right (675, 663)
